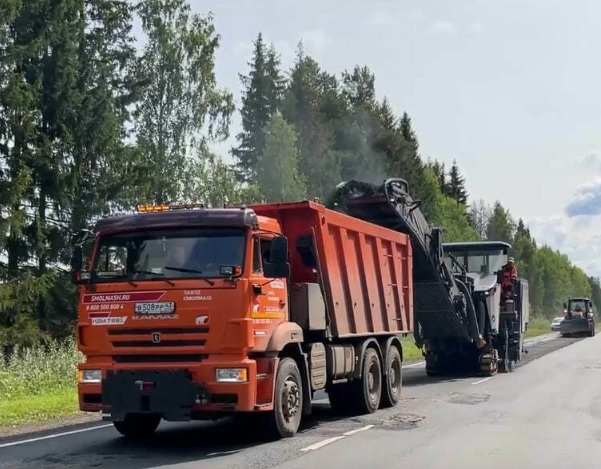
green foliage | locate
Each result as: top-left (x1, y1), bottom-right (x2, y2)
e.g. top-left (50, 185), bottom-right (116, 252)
top-left (134, 0), bottom-right (235, 203)
top-left (0, 337), bottom-right (80, 398)
top-left (0, 4), bottom-right (597, 351)
top-left (0, 337), bottom-right (81, 426)
top-left (255, 113), bottom-right (307, 202)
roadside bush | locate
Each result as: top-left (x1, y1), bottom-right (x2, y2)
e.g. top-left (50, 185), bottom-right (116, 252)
top-left (0, 337), bottom-right (81, 399)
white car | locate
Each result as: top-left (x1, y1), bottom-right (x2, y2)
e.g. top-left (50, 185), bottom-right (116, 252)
top-left (551, 316), bottom-right (564, 331)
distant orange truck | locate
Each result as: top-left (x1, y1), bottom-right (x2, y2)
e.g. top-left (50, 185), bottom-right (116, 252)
top-left (70, 200), bottom-right (413, 439)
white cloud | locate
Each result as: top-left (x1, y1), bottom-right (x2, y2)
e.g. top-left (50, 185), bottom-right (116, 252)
top-left (367, 11), bottom-right (395, 26)
top-left (579, 151), bottom-right (601, 172)
top-left (429, 21), bottom-right (456, 35)
top-left (298, 30), bottom-right (330, 53)
top-left (565, 177), bottom-right (601, 217)
top-left (528, 215), bottom-right (601, 277)
top-left (408, 9), bottom-right (424, 22)
top-left (233, 41), bottom-right (254, 56)
top-left (468, 22), bottom-right (485, 35)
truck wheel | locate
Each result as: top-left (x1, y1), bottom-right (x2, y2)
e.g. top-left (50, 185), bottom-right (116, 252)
top-left (380, 345), bottom-right (402, 408)
top-left (267, 357), bottom-right (303, 439)
top-left (352, 348), bottom-right (382, 413)
top-left (113, 414), bottom-right (161, 439)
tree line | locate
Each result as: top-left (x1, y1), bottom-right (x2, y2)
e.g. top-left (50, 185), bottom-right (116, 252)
top-left (0, 0), bottom-right (596, 348)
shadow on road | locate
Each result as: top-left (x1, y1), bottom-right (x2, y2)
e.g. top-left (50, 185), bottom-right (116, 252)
top-left (22, 417), bottom-right (270, 468)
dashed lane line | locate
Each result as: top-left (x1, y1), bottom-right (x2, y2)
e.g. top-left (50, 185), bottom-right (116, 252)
top-left (471, 376), bottom-right (493, 385)
top-left (300, 425), bottom-right (374, 452)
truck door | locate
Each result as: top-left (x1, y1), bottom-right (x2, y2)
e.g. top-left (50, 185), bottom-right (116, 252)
top-left (250, 236), bottom-right (287, 331)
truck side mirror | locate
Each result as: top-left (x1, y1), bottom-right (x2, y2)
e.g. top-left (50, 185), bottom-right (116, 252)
top-left (270, 236), bottom-right (288, 263)
top-left (563, 302), bottom-right (567, 309)
top-left (263, 236), bottom-right (290, 279)
top-left (70, 246), bottom-right (84, 283)
top-left (69, 229), bottom-right (94, 284)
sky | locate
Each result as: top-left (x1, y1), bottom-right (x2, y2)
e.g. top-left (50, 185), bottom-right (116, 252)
top-left (135, 0), bottom-right (601, 277)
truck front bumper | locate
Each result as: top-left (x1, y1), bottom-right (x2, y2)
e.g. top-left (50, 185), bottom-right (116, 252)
top-left (78, 356), bottom-right (276, 419)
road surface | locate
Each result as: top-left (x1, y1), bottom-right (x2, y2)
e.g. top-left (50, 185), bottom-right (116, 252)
top-left (1, 333), bottom-right (597, 468)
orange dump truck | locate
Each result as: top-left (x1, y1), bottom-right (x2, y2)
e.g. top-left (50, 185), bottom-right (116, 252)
top-left (70, 200), bottom-right (413, 439)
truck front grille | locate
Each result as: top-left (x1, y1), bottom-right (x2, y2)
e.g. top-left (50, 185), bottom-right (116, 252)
top-left (108, 327), bottom-right (209, 360)
top-left (112, 354), bottom-right (208, 364)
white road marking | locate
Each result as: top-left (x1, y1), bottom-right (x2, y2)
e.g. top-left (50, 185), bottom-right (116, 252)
top-left (300, 425), bottom-right (374, 452)
top-left (206, 450), bottom-right (239, 457)
top-left (403, 361), bottom-right (425, 368)
top-left (300, 435), bottom-right (346, 451)
top-left (471, 377), bottom-right (493, 385)
top-left (343, 425), bottom-right (374, 436)
top-left (0, 424), bottom-right (112, 449)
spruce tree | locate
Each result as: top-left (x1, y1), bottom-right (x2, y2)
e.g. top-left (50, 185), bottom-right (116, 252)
top-left (232, 33), bottom-right (283, 183)
top-left (447, 159), bottom-right (468, 205)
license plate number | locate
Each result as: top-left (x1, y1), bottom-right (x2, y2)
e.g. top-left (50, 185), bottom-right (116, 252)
top-left (134, 302), bottom-right (175, 314)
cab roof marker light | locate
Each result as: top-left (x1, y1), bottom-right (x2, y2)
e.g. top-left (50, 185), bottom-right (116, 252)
top-left (135, 202), bottom-right (206, 213)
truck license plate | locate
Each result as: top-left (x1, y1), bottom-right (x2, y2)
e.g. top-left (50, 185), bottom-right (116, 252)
top-left (134, 302), bottom-right (175, 314)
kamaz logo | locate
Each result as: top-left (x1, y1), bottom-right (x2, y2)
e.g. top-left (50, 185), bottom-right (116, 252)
top-left (151, 332), bottom-right (161, 344)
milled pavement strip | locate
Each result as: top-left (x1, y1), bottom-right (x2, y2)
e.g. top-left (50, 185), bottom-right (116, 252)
top-left (0, 332), bottom-right (562, 449)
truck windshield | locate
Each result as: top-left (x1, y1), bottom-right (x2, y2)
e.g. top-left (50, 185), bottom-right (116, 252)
top-left (444, 249), bottom-right (506, 275)
top-left (91, 228), bottom-right (246, 282)
top-left (569, 300), bottom-right (586, 312)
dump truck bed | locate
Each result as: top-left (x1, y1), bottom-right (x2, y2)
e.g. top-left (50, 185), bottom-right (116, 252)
top-left (252, 201), bottom-right (413, 338)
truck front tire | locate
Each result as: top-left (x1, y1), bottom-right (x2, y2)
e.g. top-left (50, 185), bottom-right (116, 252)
top-left (112, 414), bottom-right (161, 439)
top-left (267, 357), bottom-right (303, 439)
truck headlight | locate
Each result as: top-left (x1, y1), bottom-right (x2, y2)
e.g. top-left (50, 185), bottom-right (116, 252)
top-left (215, 368), bottom-right (248, 383)
top-left (78, 369), bottom-right (102, 383)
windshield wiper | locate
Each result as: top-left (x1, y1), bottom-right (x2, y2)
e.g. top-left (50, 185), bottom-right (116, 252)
top-left (163, 266), bottom-right (215, 286)
top-left (132, 269), bottom-right (175, 286)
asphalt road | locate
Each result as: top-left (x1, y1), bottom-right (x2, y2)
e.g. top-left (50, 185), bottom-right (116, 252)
top-left (0, 332), bottom-right (594, 469)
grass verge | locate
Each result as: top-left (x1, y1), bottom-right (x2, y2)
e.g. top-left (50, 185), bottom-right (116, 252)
top-left (0, 338), bottom-right (83, 429)
top-left (524, 315), bottom-right (551, 339)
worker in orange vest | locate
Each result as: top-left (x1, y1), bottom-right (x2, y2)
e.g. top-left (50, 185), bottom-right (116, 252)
top-left (501, 257), bottom-right (517, 299)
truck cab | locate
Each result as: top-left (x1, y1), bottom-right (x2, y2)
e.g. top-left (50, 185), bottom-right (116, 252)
top-left (71, 204), bottom-right (300, 437)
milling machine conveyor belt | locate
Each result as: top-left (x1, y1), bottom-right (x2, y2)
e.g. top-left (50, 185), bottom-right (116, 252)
top-left (326, 178), bottom-right (473, 342)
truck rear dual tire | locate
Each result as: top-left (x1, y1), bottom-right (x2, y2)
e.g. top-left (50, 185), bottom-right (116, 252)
top-left (352, 348), bottom-right (383, 414)
top-left (328, 347), bottom-right (386, 414)
top-left (113, 414), bottom-right (161, 439)
top-left (380, 346), bottom-right (402, 408)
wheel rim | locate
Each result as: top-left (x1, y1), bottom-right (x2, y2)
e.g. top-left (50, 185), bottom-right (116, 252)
top-left (367, 358), bottom-right (381, 403)
top-left (281, 376), bottom-right (301, 422)
top-left (388, 354), bottom-right (401, 397)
